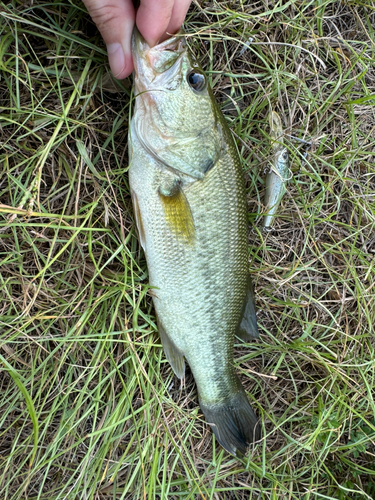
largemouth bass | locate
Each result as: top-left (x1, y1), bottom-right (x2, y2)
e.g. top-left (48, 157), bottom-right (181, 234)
top-left (263, 111), bottom-right (290, 229)
top-left (128, 29), bottom-right (261, 456)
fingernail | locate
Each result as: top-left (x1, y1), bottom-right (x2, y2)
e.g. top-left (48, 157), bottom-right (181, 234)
top-left (107, 43), bottom-right (127, 79)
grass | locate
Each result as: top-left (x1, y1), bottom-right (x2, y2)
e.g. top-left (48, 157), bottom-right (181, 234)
top-left (1, 0), bottom-right (375, 498)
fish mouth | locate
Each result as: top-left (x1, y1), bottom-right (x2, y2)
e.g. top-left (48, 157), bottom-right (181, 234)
top-left (132, 28), bottom-right (186, 85)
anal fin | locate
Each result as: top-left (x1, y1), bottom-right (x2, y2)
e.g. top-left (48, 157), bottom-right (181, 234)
top-left (157, 320), bottom-right (185, 379)
top-left (236, 277), bottom-right (259, 341)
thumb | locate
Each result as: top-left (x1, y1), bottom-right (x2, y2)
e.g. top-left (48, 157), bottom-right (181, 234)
top-left (82, 0), bottom-right (135, 79)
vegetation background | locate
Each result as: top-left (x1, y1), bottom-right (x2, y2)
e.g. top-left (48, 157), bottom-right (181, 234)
top-left (1, 0), bottom-right (375, 498)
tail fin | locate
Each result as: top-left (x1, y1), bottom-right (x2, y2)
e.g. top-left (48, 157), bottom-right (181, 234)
top-left (200, 388), bottom-right (261, 456)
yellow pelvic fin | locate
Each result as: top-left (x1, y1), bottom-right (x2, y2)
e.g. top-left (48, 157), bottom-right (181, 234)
top-left (159, 187), bottom-right (195, 244)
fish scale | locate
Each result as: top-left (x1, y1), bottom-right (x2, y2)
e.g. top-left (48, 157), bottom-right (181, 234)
top-left (129, 29), bottom-right (261, 456)
top-left (131, 136), bottom-right (245, 395)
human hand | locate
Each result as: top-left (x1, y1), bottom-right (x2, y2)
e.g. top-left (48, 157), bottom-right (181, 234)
top-left (81, 0), bottom-right (192, 79)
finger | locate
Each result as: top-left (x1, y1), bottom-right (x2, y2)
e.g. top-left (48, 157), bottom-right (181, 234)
top-left (136, 0), bottom-right (175, 47)
top-left (163, 0), bottom-right (192, 42)
top-left (82, 0), bottom-right (135, 79)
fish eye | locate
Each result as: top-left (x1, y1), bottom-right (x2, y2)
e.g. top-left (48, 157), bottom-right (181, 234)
top-left (187, 70), bottom-right (206, 92)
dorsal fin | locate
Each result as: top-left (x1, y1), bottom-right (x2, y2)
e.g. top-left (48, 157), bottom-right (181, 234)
top-left (236, 277), bottom-right (259, 341)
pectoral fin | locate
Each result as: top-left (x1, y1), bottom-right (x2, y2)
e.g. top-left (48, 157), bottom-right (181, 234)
top-left (159, 183), bottom-right (195, 244)
top-left (236, 277), bottom-right (259, 341)
top-left (157, 320), bottom-right (185, 379)
top-left (131, 190), bottom-right (146, 250)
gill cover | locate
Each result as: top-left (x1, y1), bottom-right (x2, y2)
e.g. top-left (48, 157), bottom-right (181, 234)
top-left (131, 28), bottom-right (224, 181)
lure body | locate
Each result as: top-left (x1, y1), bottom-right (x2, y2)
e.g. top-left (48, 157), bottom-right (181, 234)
top-left (263, 112), bottom-right (290, 229)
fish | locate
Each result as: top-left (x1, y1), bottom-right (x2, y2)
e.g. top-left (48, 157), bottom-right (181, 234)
top-left (128, 28), bottom-right (261, 456)
top-left (263, 111), bottom-right (290, 229)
